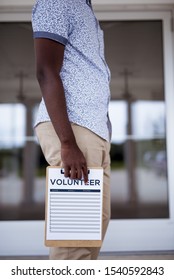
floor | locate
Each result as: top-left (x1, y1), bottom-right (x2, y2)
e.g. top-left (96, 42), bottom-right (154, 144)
top-left (0, 252), bottom-right (174, 260)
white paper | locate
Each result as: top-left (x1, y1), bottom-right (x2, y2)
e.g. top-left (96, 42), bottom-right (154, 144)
top-left (46, 167), bottom-right (103, 241)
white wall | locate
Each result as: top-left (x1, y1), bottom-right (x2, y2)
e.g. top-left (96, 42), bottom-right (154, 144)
top-left (0, 0), bottom-right (174, 8)
top-left (0, 0), bottom-right (34, 6)
top-left (94, 0), bottom-right (174, 4)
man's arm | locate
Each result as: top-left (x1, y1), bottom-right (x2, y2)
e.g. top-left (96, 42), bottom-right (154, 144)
top-left (34, 38), bottom-right (88, 183)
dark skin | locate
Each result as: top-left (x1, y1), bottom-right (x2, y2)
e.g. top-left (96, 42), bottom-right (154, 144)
top-left (34, 38), bottom-right (88, 183)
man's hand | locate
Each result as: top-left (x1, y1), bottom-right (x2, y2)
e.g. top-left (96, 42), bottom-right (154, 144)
top-left (61, 143), bottom-right (88, 184)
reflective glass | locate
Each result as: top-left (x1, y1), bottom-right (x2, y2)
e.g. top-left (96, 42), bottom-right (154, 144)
top-left (101, 21), bottom-right (169, 218)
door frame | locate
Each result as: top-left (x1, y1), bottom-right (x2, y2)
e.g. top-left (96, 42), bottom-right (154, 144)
top-left (0, 10), bottom-right (174, 256)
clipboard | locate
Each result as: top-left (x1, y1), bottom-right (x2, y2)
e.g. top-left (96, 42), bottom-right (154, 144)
top-left (45, 166), bottom-right (103, 247)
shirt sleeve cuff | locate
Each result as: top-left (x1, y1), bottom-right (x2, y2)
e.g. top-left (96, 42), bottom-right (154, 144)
top-left (33, 31), bottom-right (68, 45)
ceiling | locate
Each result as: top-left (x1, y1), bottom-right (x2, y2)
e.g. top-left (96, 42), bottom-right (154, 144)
top-left (0, 20), bottom-right (164, 103)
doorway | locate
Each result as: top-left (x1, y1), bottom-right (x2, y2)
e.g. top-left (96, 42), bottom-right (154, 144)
top-left (100, 11), bottom-right (174, 252)
top-left (104, 20), bottom-right (168, 220)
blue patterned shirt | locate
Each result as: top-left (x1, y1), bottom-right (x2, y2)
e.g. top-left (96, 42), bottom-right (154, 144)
top-left (32, 0), bottom-right (111, 141)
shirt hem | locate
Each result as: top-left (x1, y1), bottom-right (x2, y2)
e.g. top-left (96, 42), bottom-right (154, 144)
top-left (34, 119), bottom-right (110, 142)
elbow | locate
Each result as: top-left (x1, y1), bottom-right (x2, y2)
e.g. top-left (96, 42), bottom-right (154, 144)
top-left (36, 67), bottom-right (47, 85)
top-left (36, 66), bottom-right (59, 87)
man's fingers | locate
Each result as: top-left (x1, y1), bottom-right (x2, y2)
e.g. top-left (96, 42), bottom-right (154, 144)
top-left (82, 165), bottom-right (88, 184)
top-left (76, 168), bottom-right (82, 180)
top-left (64, 166), bottom-right (70, 178)
top-left (61, 145), bottom-right (88, 182)
top-left (69, 167), bottom-right (83, 180)
top-left (63, 164), bottom-right (88, 183)
top-left (69, 167), bottom-right (77, 179)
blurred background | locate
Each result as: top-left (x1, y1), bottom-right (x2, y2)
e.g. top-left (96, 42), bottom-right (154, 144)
top-left (0, 19), bottom-right (169, 222)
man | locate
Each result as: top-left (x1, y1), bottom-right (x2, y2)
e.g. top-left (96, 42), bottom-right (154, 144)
top-left (32, 0), bottom-right (111, 260)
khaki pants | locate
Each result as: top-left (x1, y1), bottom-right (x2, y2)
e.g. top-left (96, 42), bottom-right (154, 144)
top-left (35, 122), bottom-right (111, 260)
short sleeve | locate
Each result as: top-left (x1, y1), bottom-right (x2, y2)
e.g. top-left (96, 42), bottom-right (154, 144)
top-left (32, 0), bottom-right (70, 45)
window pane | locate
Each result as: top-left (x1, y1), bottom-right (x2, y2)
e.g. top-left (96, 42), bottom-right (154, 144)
top-left (0, 23), bottom-right (46, 220)
top-left (102, 20), bottom-right (169, 219)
